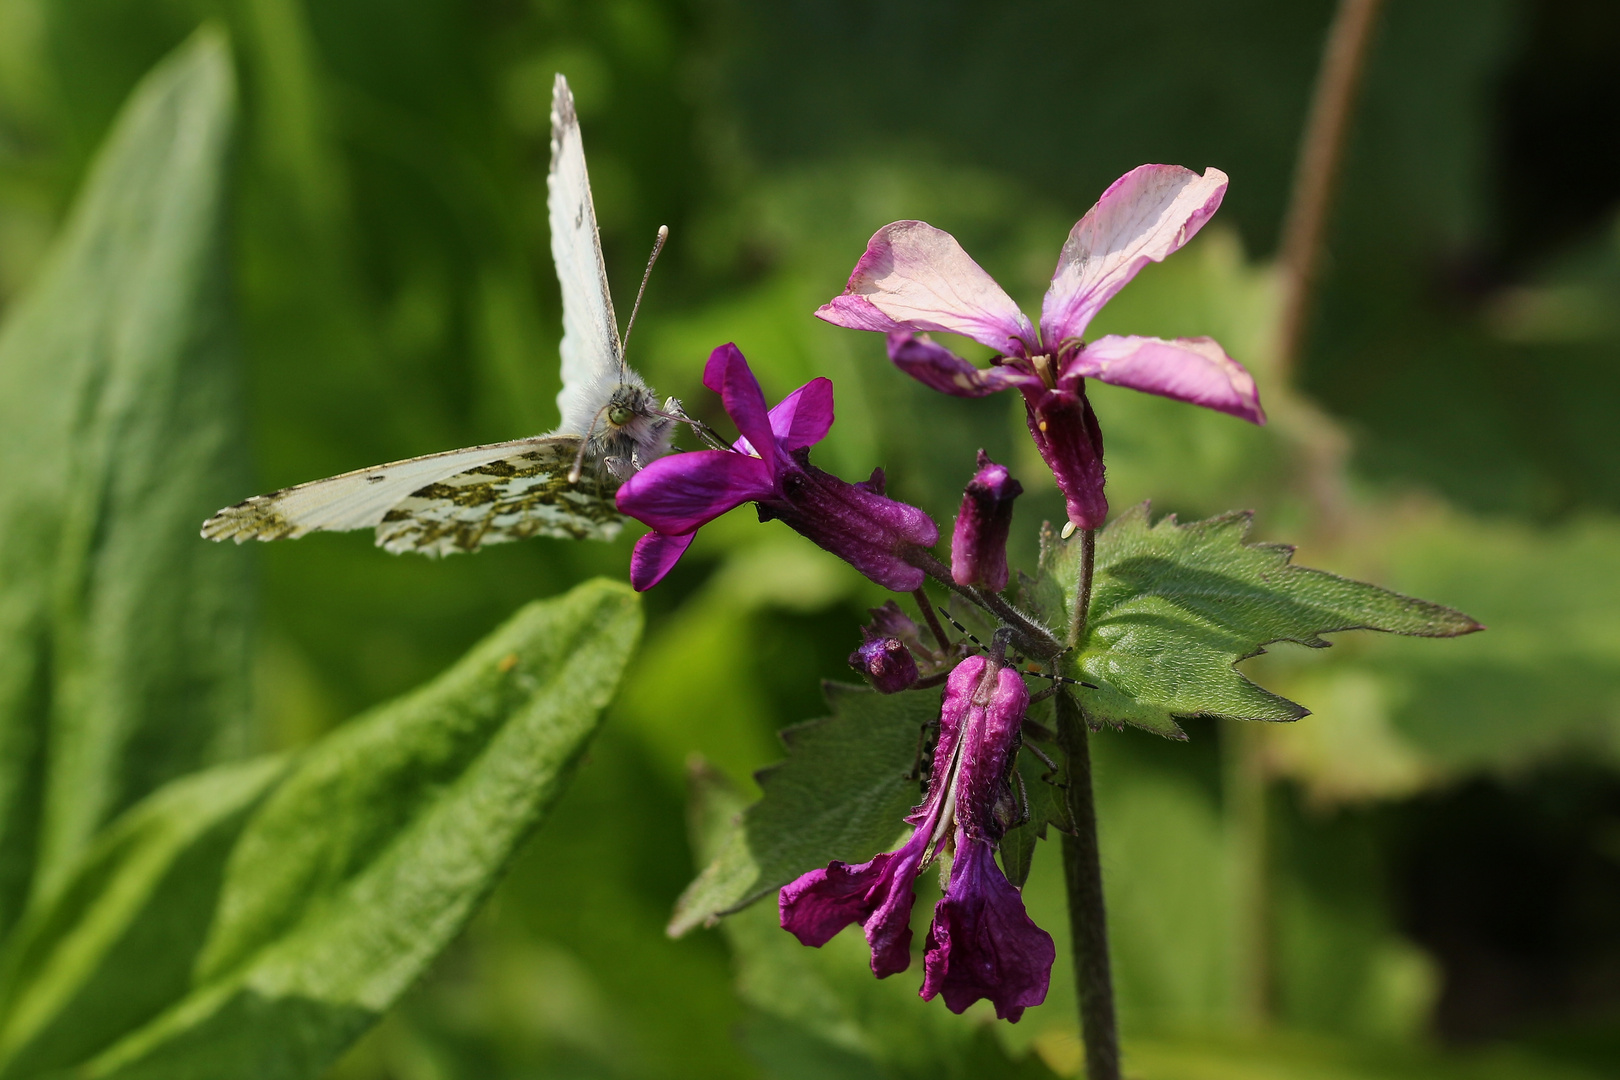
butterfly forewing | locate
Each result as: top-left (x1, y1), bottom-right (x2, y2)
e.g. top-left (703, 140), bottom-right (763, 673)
top-left (549, 73), bottom-right (623, 436)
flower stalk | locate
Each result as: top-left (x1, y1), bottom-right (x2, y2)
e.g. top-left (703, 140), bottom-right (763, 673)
top-left (1057, 688), bottom-right (1120, 1080)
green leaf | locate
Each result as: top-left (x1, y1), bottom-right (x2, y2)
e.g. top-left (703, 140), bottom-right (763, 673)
top-left (0, 759), bottom-right (288, 1078)
top-left (0, 578), bottom-right (640, 1080)
top-left (1038, 505), bottom-right (1482, 738)
top-left (0, 26), bottom-right (251, 924)
top-left (669, 684), bottom-right (932, 937)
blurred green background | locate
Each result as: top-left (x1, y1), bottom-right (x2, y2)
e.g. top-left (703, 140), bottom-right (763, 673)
top-left (2, 0), bottom-right (1619, 1077)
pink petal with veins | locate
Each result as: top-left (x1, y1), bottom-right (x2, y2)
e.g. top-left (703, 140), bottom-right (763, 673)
top-left (815, 221), bottom-right (1034, 355)
top-left (1067, 334), bottom-right (1265, 424)
top-left (1040, 165), bottom-right (1227, 343)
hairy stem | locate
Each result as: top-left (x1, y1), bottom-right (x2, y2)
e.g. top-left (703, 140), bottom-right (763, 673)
top-left (906, 549), bottom-right (1062, 659)
top-left (1057, 689), bottom-right (1119, 1080)
top-left (912, 587), bottom-right (953, 652)
top-left (1066, 528), bottom-right (1097, 651)
top-left (1274, 0), bottom-right (1388, 382)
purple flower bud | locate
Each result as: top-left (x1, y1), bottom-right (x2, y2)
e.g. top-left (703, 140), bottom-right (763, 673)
top-left (950, 450), bottom-right (1023, 592)
top-left (1019, 383), bottom-right (1107, 532)
top-left (866, 600), bottom-right (923, 649)
top-left (848, 632), bottom-right (920, 694)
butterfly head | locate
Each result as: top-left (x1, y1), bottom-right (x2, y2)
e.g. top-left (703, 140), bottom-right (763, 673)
top-left (587, 382), bottom-right (673, 480)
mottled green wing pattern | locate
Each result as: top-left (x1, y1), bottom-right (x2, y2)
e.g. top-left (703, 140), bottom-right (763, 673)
top-left (378, 439), bottom-right (625, 554)
top-left (203, 435), bottom-right (626, 556)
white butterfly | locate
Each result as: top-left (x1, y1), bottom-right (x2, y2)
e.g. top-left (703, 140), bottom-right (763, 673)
top-left (202, 74), bottom-right (676, 556)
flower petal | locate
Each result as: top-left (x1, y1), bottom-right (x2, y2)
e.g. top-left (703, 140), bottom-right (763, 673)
top-left (887, 332), bottom-right (1038, 398)
top-left (615, 449), bottom-right (774, 534)
top-left (1067, 334), bottom-right (1265, 424)
top-left (768, 376), bottom-right (835, 451)
top-left (628, 531), bottom-right (695, 591)
top-left (702, 343), bottom-right (779, 466)
top-left (780, 831), bottom-right (929, 977)
top-left (815, 221), bottom-right (1034, 355)
top-left (921, 837), bottom-right (1055, 1022)
top-left (1039, 165), bottom-right (1228, 343)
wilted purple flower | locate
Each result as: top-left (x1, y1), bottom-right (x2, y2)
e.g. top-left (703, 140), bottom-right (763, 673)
top-left (780, 650), bottom-right (1055, 1021)
top-left (848, 631), bottom-right (919, 693)
top-left (951, 451), bottom-right (1022, 592)
top-left (817, 164), bottom-right (1265, 531)
top-left (617, 344), bottom-right (939, 591)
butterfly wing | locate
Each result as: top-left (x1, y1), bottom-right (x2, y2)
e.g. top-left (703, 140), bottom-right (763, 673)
top-left (202, 436), bottom-right (626, 555)
top-left (549, 73), bottom-right (624, 438)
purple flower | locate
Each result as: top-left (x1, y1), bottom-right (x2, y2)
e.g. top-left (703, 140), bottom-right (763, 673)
top-left (816, 164), bottom-right (1265, 530)
top-left (617, 344), bottom-right (939, 592)
top-left (780, 652), bottom-right (1055, 1021)
top-left (848, 631), bottom-right (920, 694)
top-left (951, 451), bottom-right (1022, 592)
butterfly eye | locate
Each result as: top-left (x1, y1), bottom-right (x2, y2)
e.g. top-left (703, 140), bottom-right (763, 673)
top-left (608, 404), bottom-right (634, 426)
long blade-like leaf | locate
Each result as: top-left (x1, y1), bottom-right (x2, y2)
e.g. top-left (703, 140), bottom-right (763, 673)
top-left (0, 578), bottom-right (639, 1079)
top-left (0, 26), bottom-right (250, 922)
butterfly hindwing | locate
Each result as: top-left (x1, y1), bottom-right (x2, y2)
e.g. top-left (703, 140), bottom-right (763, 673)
top-left (377, 438), bottom-right (625, 555)
top-left (202, 436), bottom-right (626, 554)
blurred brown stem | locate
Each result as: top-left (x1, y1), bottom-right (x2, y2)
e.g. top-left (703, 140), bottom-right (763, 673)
top-left (1229, 0), bottom-right (1389, 1032)
top-left (1274, 0), bottom-right (1388, 384)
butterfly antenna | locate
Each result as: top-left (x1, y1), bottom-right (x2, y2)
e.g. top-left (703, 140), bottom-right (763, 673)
top-left (937, 607), bottom-right (987, 653)
top-left (620, 225), bottom-right (668, 364)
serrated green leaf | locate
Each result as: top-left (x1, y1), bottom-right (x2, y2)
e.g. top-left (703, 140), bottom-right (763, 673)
top-left (1038, 505), bottom-right (1482, 738)
top-left (0, 578), bottom-right (639, 1080)
top-left (0, 27), bottom-right (251, 924)
top-left (669, 684), bottom-right (932, 937)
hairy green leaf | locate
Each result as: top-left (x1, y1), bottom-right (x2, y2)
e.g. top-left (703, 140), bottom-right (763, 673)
top-left (1038, 505), bottom-right (1482, 738)
top-left (0, 759), bottom-right (287, 1078)
top-left (0, 579), bottom-right (640, 1079)
top-left (0, 27), bottom-right (250, 924)
top-left (669, 684), bottom-right (932, 937)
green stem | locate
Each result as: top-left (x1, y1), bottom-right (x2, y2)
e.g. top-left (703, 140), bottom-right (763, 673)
top-left (912, 587), bottom-right (953, 653)
top-left (1057, 689), bottom-right (1119, 1080)
top-left (1058, 527), bottom-right (1119, 1080)
top-left (906, 548), bottom-right (1062, 660)
top-left (1067, 528), bottom-right (1097, 652)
